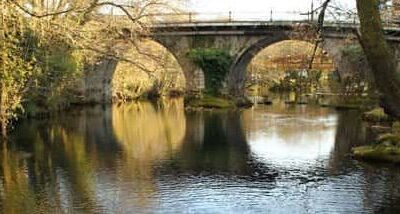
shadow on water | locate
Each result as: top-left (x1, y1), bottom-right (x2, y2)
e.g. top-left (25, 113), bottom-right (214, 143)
top-left (1, 99), bottom-right (400, 212)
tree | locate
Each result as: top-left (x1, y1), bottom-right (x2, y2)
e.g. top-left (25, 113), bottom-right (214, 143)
top-left (316, 0), bottom-right (400, 118)
top-left (0, 0), bottom-right (184, 139)
top-left (1, 1), bottom-right (39, 138)
top-left (356, 0), bottom-right (400, 118)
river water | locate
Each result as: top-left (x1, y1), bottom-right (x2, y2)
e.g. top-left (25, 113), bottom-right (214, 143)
top-left (1, 99), bottom-right (400, 213)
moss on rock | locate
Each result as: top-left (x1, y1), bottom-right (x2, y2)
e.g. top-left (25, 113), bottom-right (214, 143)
top-left (352, 144), bottom-right (400, 164)
top-left (363, 108), bottom-right (390, 123)
top-left (352, 121), bottom-right (400, 164)
top-left (186, 95), bottom-right (235, 109)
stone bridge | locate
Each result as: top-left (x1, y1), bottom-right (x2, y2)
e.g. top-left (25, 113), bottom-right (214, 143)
top-left (148, 21), bottom-right (400, 96)
top-left (85, 20), bottom-right (400, 101)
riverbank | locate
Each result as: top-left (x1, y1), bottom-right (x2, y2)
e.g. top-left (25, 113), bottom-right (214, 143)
top-left (352, 108), bottom-right (400, 165)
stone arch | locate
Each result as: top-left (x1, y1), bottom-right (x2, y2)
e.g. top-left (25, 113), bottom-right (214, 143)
top-left (151, 36), bottom-right (205, 93)
top-left (227, 32), bottom-right (290, 95)
top-left (84, 39), bottom-right (187, 103)
top-left (227, 33), bottom-right (351, 95)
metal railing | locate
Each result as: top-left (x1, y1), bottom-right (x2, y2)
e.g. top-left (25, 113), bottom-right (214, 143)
top-left (143, 11), bottom-right (400, 29)
top-left (146, 11), bottom-right (359, 24)
top-left (103, 10), bottom-right (400, 30)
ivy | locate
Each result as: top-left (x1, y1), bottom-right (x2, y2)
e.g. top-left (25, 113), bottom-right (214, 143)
top-left (188, 48), bottom-right (233, 95)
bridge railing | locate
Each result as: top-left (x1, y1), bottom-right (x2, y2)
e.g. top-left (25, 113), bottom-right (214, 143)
top-left (145, 11), bottom-right (400, 28)
top-left (147, 11), bottom-right (358, 24)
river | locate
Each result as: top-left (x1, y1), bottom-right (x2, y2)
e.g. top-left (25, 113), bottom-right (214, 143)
top-left (1, 99), bottom-right (400, 213)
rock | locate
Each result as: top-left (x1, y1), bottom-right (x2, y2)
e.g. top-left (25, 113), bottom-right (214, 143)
top-left (261, 100), bottom-right (273, 105)
top-left (369, 125), bottom-right (392, 135)
top-left (235, 97), bottom-right (254, 108)
top-left (352, 144), bottom-right (400, 164)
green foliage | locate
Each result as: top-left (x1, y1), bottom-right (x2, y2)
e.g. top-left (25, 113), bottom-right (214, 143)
top-left (0, 12), bottom-right (84, 137)
top-left (0, 15), bottom-right (39, 137)
top-left (393, 122), bottom-right (400, 135)
top-left (188, 48), bottom-right (233, 95)
top-left (29, 40), bottom-right (84, 111)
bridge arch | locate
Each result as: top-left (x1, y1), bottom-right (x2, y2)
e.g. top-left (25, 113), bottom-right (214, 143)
top-left (149, 22), bottom-right (381, 97)
top-left (84, 39), bottom-right (186, 103)
top-left (228, 32), bottom-right (290, 94)
top-left (227, 33), bottom-right (346, 95)
top-left (151, 35), bottom-right (206, 93)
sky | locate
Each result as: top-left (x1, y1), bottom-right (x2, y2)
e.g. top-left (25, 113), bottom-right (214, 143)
top-left (188, 0), bottom-right (356, 12)
top-left (186, 0), bottom-right (357, 21)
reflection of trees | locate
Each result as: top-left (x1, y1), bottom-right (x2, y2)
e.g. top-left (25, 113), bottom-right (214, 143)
top-left (112, 99), bottom-right (185, 163)
top-left (328, 110), bottom-right (366, 173)
top-left (0, 99), bottom-right (187, 212)
top-left (0, 125), bottom-right (99, 213)
top-left (330, 112), bottom-right (400, 212)
top-left (0, 109), bottom-right (113, 213)
top-left (0, 143), bottom-right (36, 213)
top-left (111, 99), bottom-right (186, 209)
top-left (167, 111), bottom-right (251, 175)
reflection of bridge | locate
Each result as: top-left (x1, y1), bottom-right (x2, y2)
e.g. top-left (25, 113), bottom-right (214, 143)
top-left (145, 18), bottom-right (400, 95)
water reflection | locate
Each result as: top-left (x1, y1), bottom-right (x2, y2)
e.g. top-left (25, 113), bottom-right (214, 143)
top-left (243, 105), bottom-right (338, 170)
top-left (111, 99), bottom-right (186, 210)
top-left (166, 111), bottom-right (251, 175)
top-left (1, 100), bottom-right (400, 213)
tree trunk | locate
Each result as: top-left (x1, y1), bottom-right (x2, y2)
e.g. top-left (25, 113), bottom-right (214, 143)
top-left (1, 122), bottom-right (6, 140)
top-left (356, 0), bottom-right (400, 118)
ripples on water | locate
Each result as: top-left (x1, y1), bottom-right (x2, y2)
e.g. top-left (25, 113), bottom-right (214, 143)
top-left (1, 99), bottom-right (400, 213)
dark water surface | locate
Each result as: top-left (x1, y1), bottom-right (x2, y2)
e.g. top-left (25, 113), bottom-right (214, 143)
top-left (1, 99), bottom-right (400, 213)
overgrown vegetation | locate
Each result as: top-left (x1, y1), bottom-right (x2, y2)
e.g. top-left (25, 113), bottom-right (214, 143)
top-left (0, 13), bottom-right (38, 137)
top-left (188, 48), bottom-right (233, 95)
top-left (0, 0), bottom-right (182, 138)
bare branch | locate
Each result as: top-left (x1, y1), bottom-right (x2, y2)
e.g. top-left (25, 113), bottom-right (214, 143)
top-left (308, 0), bottom-right (331, 70)
top-left (7, 0), bottom-right (78, 18)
